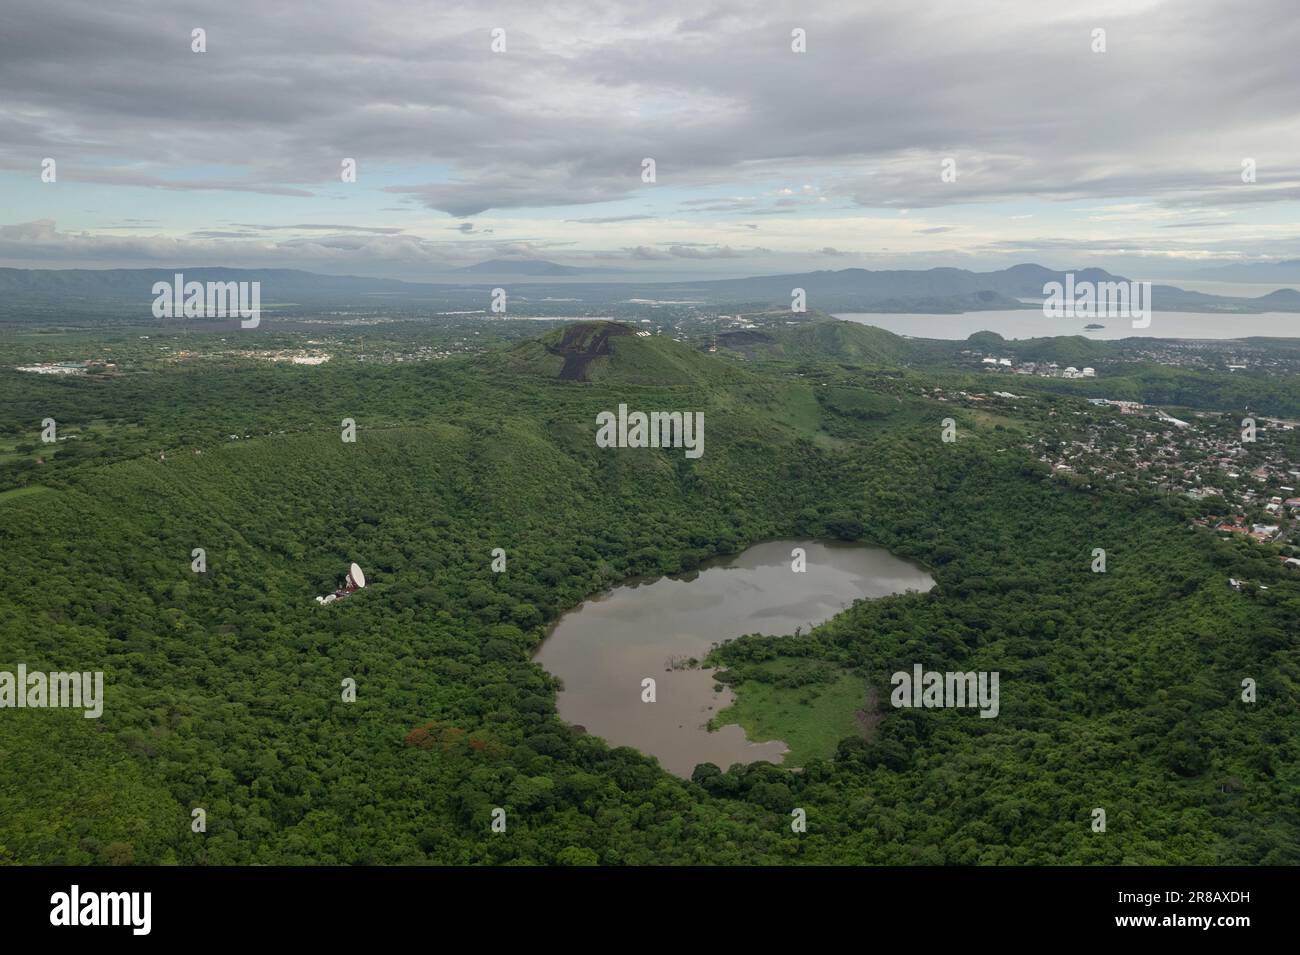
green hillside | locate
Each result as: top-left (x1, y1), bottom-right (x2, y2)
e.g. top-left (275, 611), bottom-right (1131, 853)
top-left (495, 320), bottom-right (751, 387)
top-left (715, 319), bottom-right (917, 365)
top-left (1, 325), bottom-right (1297, 865)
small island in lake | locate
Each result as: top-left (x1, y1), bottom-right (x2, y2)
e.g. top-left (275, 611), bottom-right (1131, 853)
top-left (1084, 323), bottom-right (1105, 329)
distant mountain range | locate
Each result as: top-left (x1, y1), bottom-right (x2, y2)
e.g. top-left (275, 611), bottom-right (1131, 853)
top-left (1, 263), bottom-right (1296, 314)
top-left (1196, 260), bottom-right (1300, 284)
top-left (0, 268), bottom-right (421, 302)
top-left (687, 263), bottom-right (1102, 302)
top-left (456, 258), bottom-right (586, 276)
top-left (672, 264), bottom-right (1300, 312)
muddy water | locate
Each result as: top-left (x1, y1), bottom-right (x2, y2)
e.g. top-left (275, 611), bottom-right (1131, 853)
top-left (533, 539), bottom-right (934, 778)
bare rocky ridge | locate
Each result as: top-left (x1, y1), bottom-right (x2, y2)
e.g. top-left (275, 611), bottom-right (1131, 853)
top-left (544, 321), bottom-right (637, 380)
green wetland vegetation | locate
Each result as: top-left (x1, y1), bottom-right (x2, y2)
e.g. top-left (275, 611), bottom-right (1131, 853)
top-left (0, 320), bottom-right (1297, 865)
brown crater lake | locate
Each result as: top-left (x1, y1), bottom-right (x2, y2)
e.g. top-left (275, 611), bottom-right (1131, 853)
top-left (533, 539), bottom-right (934, 778)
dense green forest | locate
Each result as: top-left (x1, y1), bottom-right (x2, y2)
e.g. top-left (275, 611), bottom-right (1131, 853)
top-left (1, 323), bottom-right (1297, 865)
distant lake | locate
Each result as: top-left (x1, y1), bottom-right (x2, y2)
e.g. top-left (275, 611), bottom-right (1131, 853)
top-left (834, 309), bottom-right (1300, 341)
top-left (533, 539), bottom-right (934, 778)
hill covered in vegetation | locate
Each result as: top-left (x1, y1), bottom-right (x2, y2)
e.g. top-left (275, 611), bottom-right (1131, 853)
top-left (1, 323), bottom-right (1296, 865)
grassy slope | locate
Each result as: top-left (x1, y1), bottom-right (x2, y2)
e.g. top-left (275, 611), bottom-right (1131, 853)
top-left (712, 658), bottom-right (867, 767)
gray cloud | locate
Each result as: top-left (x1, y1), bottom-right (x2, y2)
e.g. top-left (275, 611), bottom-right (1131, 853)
top-left (567, 214), bottom-right (657, 224)
top-left (622, 243), bottom-right (771, 260)
top-left (626, 245), bottom-right (672, 260)
top-left (1, 0), bottom-right (1298, 276)
top-left (188, 230), bottom-right (260, 238)
top-left (1, 0), bottom-right (1292, 218)
top-left (666, 244), bottom-right (745, 259)
top-left (0, 218), bottom-right (538, 273)
top-left (233, 223), bottom-right (407, 234)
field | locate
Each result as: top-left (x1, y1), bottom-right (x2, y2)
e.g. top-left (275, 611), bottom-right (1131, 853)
top-left (712, 659), bottom-right (869, 767)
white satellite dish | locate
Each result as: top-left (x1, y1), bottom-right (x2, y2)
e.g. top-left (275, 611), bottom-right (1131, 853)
top-left (348, 563), bottom-right (366, 589)
top-left (322, 593), bottom-right (337, 604)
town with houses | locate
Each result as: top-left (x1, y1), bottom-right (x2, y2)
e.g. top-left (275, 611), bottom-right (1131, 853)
top-left (915, 377), bottom-right (1300, 581)
top-left (1035, 401), bottom-right (1299, 550)
top-left (979, 355), bottom-right (1098, 378)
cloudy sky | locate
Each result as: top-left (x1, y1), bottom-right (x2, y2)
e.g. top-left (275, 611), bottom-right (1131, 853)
top-left (2, 0), bottom-right (1299, 281)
